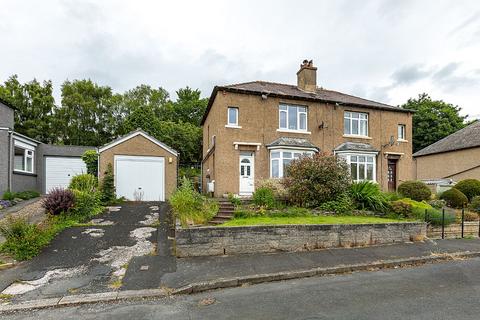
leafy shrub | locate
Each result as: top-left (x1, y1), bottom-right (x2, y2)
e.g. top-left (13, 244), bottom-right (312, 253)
top-left (227, 193), bottom-right (241, 206)
top-left (69, 174), bottom-right (98, 193)
top-left (283, 153), bottom-right (351, 207)
top-left (384, 192), bottom-right (402, 202)
top-left (2, 190), bottom-right (40, 201)
top-left (425, 210), bottom-right (456, 226)
top-left (428, 199), bottom-right (446, 209)
top-left (42, 188), bottom-right (75, 215)
top-left (397, 181), bottom-right (431, 201)
top-left (318, 193), bottom-right (354, 214)
top-left (390, 200), bottom-right (413, 217)
top-left (256, 179), bottom-right (287, 199)
top-left (349, 181), bottom-right (388, 212)
top-left (71, 190), bottom-right (103, 218)
top-left (439, 188), bottom-right (468, 208)
top-left (453, 179), bottom-right (480, 201)
top-left (252, 187), bottom-right (277, 209)
top-left (2, 190), bottom-right (16, 201)
top-left (0, 218), bottom-right (48, 260)
top-left (169, 177), bottom-right (218, 227)
top-left (82, 150), bottom-right (98, 177)
top-left (469, 196), bottom-right (480, 213)
top-left (100, 163), bottom-right (116, 204)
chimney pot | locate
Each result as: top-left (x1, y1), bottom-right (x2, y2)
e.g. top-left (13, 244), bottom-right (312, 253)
top-left (297, 59), bottom-right (317, 93)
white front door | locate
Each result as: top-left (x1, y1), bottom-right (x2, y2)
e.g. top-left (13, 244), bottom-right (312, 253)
top-left (115, 155), bottom-right (165, 201)
top-left (239, 153), bottom-right (254, 195)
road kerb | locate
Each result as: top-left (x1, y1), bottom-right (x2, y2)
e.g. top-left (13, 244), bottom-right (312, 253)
top-left (1, 251), bottom-right (480, 313)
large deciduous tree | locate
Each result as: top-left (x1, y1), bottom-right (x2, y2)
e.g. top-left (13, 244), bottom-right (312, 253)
top-left (0, 75), bottom-right (57, 143)
top-left (401, 93), bottom-right (467, 153)
top-left (57, 79), bottom-right (119, 146)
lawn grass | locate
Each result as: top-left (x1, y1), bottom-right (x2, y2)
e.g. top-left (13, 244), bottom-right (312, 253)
top-left (221, 215), bottom-right (410, 227)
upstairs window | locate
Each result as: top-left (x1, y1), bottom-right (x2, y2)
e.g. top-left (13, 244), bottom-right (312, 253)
top-left (398, 124), bottom-right (406, 140)
top-left (279, 104), bottom-right (307, 131)
top-left (344, 111), bottom-right (368, 136)
top-left (227, 107), bottom-right (239, 126)
top-left (14, 146), bottom-right (34, 174)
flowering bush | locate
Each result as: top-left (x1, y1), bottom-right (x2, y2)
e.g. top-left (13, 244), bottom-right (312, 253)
top-left (0, 200), bottom-right (12, 210)
top-left (283, 153), bottom-right (351, 208)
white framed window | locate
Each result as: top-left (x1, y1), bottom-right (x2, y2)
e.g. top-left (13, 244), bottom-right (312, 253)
top-left (279, 104), bottom-right (307, 132)
top-left (344, 111), bottom-right (368, 136)
top-left (14, 146), bottom-right (35, 174)
top-left (338, 153), bottom-right (376, 182)
top-left (270, 149), bottom-right (314, 178)
top-left (398, 124), bottom-right (406, 140)
top-left (227, 107), bottom-right (239, 126)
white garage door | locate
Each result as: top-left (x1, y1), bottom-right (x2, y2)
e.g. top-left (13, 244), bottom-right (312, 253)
top-left (45, 157), bottom-right (87, 193)
top-left (115, 155), bottom-right (165, 201)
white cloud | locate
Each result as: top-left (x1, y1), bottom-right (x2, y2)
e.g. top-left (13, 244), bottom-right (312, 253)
top-left (0, 0), bottom-right (479, 117)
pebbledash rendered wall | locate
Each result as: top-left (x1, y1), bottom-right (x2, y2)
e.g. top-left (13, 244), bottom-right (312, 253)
top-left (175, 222), bottom-right (427, 257)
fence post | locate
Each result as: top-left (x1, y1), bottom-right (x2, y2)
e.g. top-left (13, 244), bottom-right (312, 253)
top-left (461, 205), bottom-right (465, 238)
top-left (478, 213), bottom-right (480, 238)
top-left (442, 208), bottom-right (445, 239)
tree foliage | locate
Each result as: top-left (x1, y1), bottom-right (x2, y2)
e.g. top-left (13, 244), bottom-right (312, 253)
top-left (402, 93), bottom-right (467, 153)
top-left (0, 75), bottom-right (56, 143)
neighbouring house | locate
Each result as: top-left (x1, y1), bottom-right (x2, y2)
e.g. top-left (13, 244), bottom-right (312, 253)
top-left (0, 99), bottom-right (93, 195)
top-left (98, 129), bottom-right (178, 201)
top-left (201, 60), bottom-right (414, 197)
top-left (414, 120), bottom-right (480, 184)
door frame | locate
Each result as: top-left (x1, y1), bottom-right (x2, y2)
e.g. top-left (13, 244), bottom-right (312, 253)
top-left (239, 152), bottom-right (255, 196)
top-left (114, 155), bottom-right (165, 201)
top-left (387, 158), bottom-right (398, 192)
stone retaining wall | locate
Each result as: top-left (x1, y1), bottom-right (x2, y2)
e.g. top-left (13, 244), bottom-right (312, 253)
top-left (175, 222), bottom-right (427, 257)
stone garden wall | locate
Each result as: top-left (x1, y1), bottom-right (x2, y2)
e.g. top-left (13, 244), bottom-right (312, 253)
top-left (175, 222), bottom-right (427, 257)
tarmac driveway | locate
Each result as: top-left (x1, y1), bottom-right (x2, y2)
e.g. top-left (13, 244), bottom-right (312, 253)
top-left (0, 202), bottom-right (175, 302)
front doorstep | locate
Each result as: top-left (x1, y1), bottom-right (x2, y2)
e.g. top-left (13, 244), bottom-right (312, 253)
top-left (175, 222), bottom-right (427, 257)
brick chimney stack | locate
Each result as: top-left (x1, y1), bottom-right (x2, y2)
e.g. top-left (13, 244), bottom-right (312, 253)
top-left (296, 59), bottom-right (317, 93)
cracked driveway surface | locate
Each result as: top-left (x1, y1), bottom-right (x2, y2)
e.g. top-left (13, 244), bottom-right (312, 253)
top-left (0, 202), bottom-right (175, 302)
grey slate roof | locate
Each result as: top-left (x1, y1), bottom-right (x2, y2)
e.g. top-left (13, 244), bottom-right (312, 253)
top-left (267, 137), bottom-right (319, 150)
top-left (413, 121), bottom-right (480, 157)
top-left (201, 81), bottom-right (413, 125)
top-left (334, 142), bottom-right (379, 153)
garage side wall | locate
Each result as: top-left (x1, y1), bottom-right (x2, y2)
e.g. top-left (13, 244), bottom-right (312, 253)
top-left (98, 135), bottom-right (178, 200)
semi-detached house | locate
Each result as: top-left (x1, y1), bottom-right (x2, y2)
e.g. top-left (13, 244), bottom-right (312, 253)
top-left (201, 60), bottom-right (414, 197)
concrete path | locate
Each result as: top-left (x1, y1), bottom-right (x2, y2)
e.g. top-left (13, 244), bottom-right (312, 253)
top-left (161, 238), bottom-right (480, 289)
top-left (3, 257), bottom-right (480, 319)
top-left (0, 202), bottom-right (174, 301)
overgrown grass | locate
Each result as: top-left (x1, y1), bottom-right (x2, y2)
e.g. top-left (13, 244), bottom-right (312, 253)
top-left (0, 211), bottom-right (104, 261)
top-left (221, 215), bottom-right (409, 226)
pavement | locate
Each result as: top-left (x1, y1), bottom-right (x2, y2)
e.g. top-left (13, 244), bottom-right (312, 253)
top-left (2, 257), bottom-right (480, 319)
top-left (0, 202), bottom-right (174, 301)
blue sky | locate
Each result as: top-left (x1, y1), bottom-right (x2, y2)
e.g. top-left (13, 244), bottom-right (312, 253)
top-left (1, 0), bottom-right (479, 117)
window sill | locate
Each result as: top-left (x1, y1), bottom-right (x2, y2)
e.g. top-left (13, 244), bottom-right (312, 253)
top-left (225, 124), bottom-right (242, 129)
top-left (397, 139), bottom-right (408, 143)
top-left (277, 129), bottom-right (311, 134)
top-left (343, 134), bottom-right (372, 140)
top-left (13, 170), bottom-right (37, 177)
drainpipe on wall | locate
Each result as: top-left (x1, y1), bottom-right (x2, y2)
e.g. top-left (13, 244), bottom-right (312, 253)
top-left (7, 129), bottom-right (13, 191)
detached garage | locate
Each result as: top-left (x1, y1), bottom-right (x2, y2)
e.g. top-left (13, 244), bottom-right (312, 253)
top-left (98, 130), bottom-right (178, 201)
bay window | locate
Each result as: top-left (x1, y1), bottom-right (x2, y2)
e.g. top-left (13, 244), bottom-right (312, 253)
top-left (344, 111), bottom-right (368, 136)
top-left (279, 104), bottom-right (307, 132)
top-left (270, 149), bottom-right (313, 178)
top-left (338, 153), bottom-right (376, 182)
